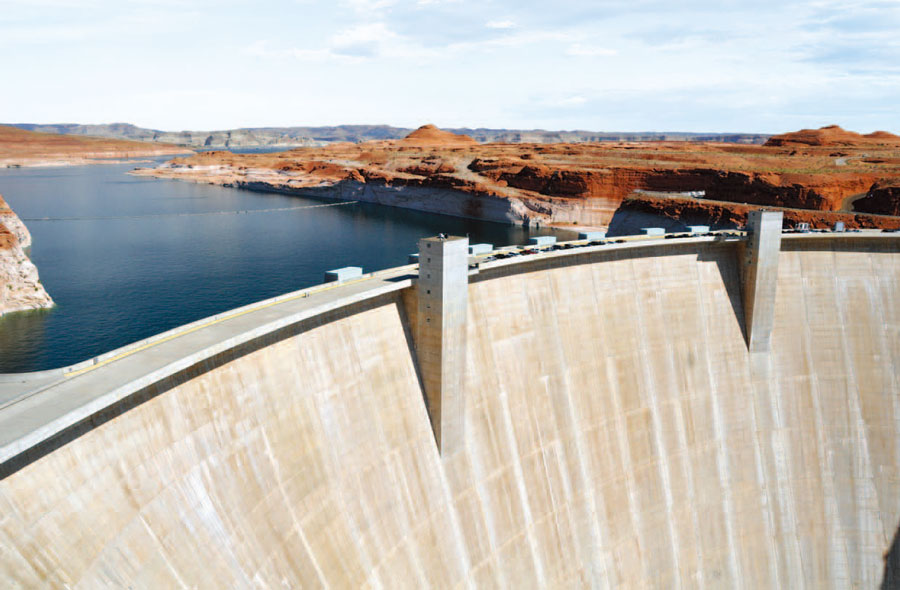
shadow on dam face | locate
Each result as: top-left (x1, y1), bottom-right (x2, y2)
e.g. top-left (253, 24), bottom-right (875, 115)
top-left (883, 522), bottom-right (900, 589)
top-left (1, 235), bottom-right (899, 588)
top-left (696, 245), bottom-right (747, 344)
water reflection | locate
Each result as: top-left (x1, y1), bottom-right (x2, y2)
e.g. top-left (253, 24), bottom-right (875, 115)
top-left (0, 308), bottom-right (51, 371)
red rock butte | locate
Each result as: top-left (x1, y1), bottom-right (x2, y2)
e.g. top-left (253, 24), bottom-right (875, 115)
top-left (764, 124), bottom-right (900, 147)
top-left (401, 124), bottom-right (477, 145)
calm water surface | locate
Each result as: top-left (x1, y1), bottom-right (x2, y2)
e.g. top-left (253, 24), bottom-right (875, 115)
top-left (0, 160), bottom-right (571, 372)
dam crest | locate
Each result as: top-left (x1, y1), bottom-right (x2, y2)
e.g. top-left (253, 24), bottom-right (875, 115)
top-left (1, 228), bottom-right (899, 588)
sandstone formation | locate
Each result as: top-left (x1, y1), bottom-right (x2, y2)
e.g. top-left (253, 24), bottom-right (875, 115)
top-left (401, 124), bottom-right (477, 145)
top-left (0, 195), bottom-right (53, 316)
top-left (617, 193), bottom-right (900, 232)
top-left (853, 180), bottom-right (900, 217)
top-left (0, 125), bottom-right (189, 168)
top-left (134, 125), bottom-right (900, 229)
top-left (765, 124), bottom-right (900, 147)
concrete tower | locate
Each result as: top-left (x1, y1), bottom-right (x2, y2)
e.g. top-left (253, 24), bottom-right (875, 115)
top-left (416, 235), bottom-right (469, 455)
top-left (742, 210), bottom-right (783, 352)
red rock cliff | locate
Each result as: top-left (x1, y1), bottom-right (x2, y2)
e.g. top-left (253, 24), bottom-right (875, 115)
top-left (134, 125), bottom-right (900, 228)
top-left (0, 195), bottom-right (54, 316)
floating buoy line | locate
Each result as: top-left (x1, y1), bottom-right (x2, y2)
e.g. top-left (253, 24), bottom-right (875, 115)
top-left (22, 200), bottom-right (358, 221)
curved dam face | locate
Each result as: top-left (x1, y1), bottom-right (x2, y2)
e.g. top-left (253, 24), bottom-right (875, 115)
top-left (1, 234), bottom-right (898, 588)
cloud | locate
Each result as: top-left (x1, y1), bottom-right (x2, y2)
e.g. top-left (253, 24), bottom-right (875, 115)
top-left (342, 0), bottom-right (397, 14)
top-left (566, 44), bottom-right (617, 57)
top-left (793, 1), bottom-right (900, 74)
top-left (557, 95), bottom-right (588, 107)
top-left (486, 19), bottom-right (516, 29)
top-left (0, 0), bottom-right (204, 45)
top-left (331, 22), bottom-right (396, 57)
top-left (802, 0), bottom-right (900, 32)
top-left (243, 40), bottom-right (328, 61)
top-left (244, 13), bottom-right (574, 64)
top-left (245, 21), bottom-right (428, 63)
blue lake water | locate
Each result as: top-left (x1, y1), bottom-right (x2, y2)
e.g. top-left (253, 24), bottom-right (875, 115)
top-left (0, 160), bottom-right (571, 372)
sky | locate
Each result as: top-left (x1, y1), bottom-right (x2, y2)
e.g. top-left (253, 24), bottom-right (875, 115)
top-left (0, 0), bottom-right (898, 133)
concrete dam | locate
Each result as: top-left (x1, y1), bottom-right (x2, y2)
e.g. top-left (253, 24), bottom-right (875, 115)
top-left (1, 218), bottom-right (899, 588)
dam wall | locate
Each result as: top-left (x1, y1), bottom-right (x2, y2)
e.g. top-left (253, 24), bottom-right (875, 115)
top-left (0, 233), bottom-right (898, 587)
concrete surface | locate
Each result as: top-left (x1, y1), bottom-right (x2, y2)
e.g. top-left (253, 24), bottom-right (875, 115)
top-left (416, 236), bottom-right (469, 455)
top-left (0, 231), bottom-right (898, 588)
top-left (742, 210), bottom-right (784, 352)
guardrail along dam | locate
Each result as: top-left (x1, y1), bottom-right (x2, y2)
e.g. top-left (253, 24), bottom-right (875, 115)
top-left (1, 213), bottom-right (899, 588)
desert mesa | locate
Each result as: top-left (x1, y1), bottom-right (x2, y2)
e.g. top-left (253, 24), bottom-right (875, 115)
top-left (134, 124), bottom-right (900, 231)
top-left (0, 125), bottom-right (189, 168)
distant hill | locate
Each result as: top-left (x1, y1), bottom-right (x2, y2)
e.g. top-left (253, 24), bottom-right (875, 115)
top-left (764, 124), bottom-right (900, 147)
top-left (9, 123), bottom-right (771, 148)
top-left (0, 124), bottom-right (188, 167)
top-left (451, 128), bottom-right (770, 145)
top-left (401, 124), bottom-right (477, 145)
top-left (11, 123), bottom-right (324, 149)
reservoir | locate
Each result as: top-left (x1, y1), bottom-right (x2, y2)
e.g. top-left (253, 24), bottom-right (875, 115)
top-left (0, 160), bottom-right (570, 372)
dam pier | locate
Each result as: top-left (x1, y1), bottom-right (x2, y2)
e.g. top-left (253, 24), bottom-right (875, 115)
top-left (1, 228), bottom-right (899, 587)
top-left (741, 210), bottom-right (784, 353)
top-left (415, 235), bottom-right (469, 456)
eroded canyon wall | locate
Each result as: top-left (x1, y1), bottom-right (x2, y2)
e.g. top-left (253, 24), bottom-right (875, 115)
top-left (0, 195), bottom-right (53, 316)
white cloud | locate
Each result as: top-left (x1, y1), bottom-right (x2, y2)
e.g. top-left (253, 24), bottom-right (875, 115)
top-left (244, 18), bottom-right (569, 65)
top-left (566, 44), bottom-right (617, 57)
top-left (448, 28), bottom-right (571, 51)
top-left (557, 95), bottom-right (588, 107)
top-left (244, 41), bottom-right (351, 63)
top-left (486, 19), bottom-right (516, 29)
top-left (245, 21), bottom-right (430, 63)
top-left (342, 0), bottom-right (397, 14)
top-left (332, 22), bottom-right (396, 49)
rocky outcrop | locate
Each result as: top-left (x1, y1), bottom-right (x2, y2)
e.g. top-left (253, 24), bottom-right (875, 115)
top-left (0, 195), bottom-right (53, 316)
top-left (134, 125), bottom-right (900, 229)
top-left (853, 180), bottom-right (900, 216)
top-left (471, 158), bottom-right (879, 212)
top-left (647, 169), bottom-right (876, 211)
top-left (401, 124), bottom-right (476, 146)
top-left (765, 125), bottom-right (900, 148)
top-left (618, 194), bottom-right (900, 231)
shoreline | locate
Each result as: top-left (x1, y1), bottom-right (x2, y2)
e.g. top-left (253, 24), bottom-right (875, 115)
top-left (132, 167), bottom-right (559, 229)
top-left (130, 164), bottom-right (612, 230)
top-left (132, 161), bottom-right (900, 233)
top-left (1, 153), bottom-right (194, 170)
top-left (0, 196), bottom-right (54, 317)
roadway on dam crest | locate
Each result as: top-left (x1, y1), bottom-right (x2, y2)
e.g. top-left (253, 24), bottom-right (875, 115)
top-left (0, 232), bottom-right (735, 468)
top-left (0, 266), bottom-right (417, 469)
